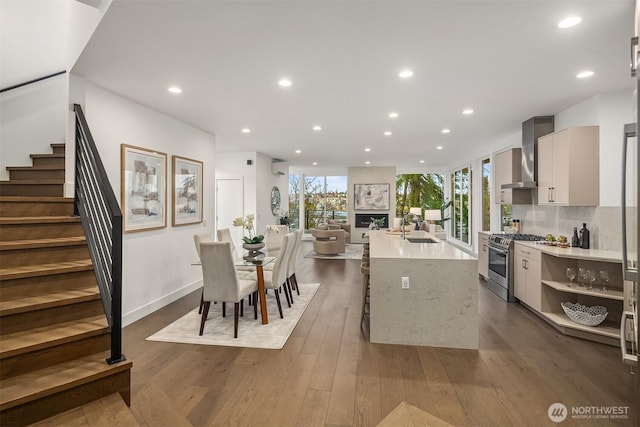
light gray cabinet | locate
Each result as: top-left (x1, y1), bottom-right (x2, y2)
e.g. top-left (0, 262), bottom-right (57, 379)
top-left (513, 243), bottom-right (541, 311)
top-left (478, 232), bottom-right (489, 279)
top-left (537, 126), bottom-right (599, 206)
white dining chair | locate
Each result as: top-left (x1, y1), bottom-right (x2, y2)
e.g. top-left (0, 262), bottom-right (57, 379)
top-left (262, 232), bottom-right (295, 318)
top-left (199, 241), bottom-right (258, 338)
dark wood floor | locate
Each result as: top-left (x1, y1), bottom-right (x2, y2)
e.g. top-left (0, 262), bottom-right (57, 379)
top-left (122, 241), bottom-right (638, 426)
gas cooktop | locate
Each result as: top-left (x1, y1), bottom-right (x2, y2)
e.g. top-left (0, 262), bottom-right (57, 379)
top-left (488, 233), bottom-right (545, 248)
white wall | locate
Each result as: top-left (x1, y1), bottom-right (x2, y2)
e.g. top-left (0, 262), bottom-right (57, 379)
top-left (83, 82), bottom-right (216, 326)
top-left (0, 74), bottom-right (68, 180)
top-left (216, 151), bottom-right (285, 236)
top-left (348, 166), bottom-right (396, 244)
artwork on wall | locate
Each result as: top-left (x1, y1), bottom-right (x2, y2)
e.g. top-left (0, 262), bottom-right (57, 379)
top-left (121, 144), bottom-right (167, 233)
top-left (354, 183), bottom-right (390, 210)
top-left (172, 156), bottom-right (203, 226)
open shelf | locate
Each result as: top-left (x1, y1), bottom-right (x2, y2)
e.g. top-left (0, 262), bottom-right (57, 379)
top-left (541, 280), bottom-right (624, 301)
top-left (544, 312), bottom-right (620, 339)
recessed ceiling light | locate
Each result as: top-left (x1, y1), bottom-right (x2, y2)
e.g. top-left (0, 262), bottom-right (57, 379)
top-left (312, 125), bottom-right (322, 131)
top-left (365, 161), bottom-right (371, 165)
top-left (364, 147), bottom-right (371, 152)
top-left (388, 112), bottom-right (399, 119)
top-left (278, 78), bottom-right (292, 87)
top-left (441, 128), bottom-right (451, 134)
top-left (462, 109), bottom-right (474, 115)
top-left (398, 69), bottom-right (414, 79)
top-left (419, 160), bottom-right (425, 164)
top-left (576, 70), bottom-right (595, 79)
top-left (558, 16), bottom-right (582, 29)
top-left (384, 131), bottom-right (392, 136)
top-left (241, 128), bottom-right (251, 134)
top-left (295, 149), bottom-right (302, 154)
top-left (168, 86), bottom-right (182, 94)
top-left (436, 146), bottom-right (443, 150)
top-left (312, 162), bottom-right (318, 166)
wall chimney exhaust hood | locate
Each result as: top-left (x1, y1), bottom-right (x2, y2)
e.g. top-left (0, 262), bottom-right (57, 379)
top-left (501, 116), bottom-right (554, 189)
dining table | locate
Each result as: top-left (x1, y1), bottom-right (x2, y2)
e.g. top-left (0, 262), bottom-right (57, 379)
top-left (234, 249), bottom-right (276, 325)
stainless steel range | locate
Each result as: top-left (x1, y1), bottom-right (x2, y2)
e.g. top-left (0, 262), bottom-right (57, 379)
top-left (487, 234), bottom-right (544, 302)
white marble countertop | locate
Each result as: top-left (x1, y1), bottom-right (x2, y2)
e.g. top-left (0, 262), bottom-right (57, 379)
top-left (369, 230), bottom-right (476, 261)
top-left (515, 241), bottom-right (623, 263)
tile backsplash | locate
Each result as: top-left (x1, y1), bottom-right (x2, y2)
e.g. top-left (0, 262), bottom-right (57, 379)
top-left (511, 205), bottom-right (626, 251)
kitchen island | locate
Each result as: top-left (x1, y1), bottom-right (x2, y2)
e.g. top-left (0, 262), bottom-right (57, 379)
top-left (368, 230), bottom-right (478, 349)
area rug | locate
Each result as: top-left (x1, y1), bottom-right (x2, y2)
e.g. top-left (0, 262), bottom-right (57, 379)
top-left (304, 243), bottom-right (363, 260)
top-left (146, 283), bottom-right (320, 350)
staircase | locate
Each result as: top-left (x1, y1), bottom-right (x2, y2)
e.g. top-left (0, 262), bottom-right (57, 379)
top-left (0, 144), bottom-right (133, 426)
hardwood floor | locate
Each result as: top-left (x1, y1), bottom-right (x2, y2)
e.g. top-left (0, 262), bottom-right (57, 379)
top-left (121, 241), bottom-right (637, 426)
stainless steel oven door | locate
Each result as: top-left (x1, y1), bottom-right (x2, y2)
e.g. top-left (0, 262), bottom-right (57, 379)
top-left (487, 244), bottom-right (509, 289)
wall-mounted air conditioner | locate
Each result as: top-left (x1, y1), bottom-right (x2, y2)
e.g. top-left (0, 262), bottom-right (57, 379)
top-left (271, 162), bottom-right (288, 175)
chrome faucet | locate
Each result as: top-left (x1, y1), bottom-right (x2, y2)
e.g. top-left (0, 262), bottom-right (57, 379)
top-left (401, 213), bottom-right (417, 240)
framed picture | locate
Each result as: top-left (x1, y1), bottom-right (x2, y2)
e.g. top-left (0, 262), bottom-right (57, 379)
top-left (354, 183), bottom-right (390, 210)
top-left (172, 155), bottom-right (203, 226)
top-left (121, 144), bottom-right (167, 233)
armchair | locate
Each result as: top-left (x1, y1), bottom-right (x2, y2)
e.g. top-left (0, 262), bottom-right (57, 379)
top-left (312, 226), bottom-right (346, 255)
top-left (327, 220), bottom-right (351, 243)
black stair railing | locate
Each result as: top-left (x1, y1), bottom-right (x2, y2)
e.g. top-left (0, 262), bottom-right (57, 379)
top-left (73, 104), bottom-right (125, 364)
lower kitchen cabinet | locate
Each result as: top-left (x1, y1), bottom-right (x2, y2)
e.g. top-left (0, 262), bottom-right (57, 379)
top-left (514, 242), bottom-right (626, 347)
top-left (513, 243), bottom-right (541, 311)
top-left (478, 232), bottom-right (489, 279)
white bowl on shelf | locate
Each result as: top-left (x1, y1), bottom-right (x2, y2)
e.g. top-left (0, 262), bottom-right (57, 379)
top-left (560, 302), bottom-right (608, 327)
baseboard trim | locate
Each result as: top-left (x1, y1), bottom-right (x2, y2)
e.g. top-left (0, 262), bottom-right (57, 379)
top-left (122, 279), bottom-right (202, 327)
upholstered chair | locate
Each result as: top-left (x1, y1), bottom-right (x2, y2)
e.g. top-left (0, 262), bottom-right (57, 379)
top-left (264, 224), bottom-right (288, 254)
top-left (194, 233), bottom-right (213, 313)
top-left (217, 227), bottom-right (255, 272)
top-left (327, 220), bottom-right (351, 243)
top-left (286, 228), bottom-right (303, 295)
top-left (311, 226), bottom-right (346, 255)
top-left (199, 241), bottom-right (259, 338)
top-left (262, 232), bottom-right (294, 318)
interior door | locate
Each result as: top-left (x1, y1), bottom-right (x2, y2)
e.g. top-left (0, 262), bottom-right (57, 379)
top-left (216, 178), bottom-right (244, 247)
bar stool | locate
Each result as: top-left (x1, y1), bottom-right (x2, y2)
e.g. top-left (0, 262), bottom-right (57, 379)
top-left (360, 241), bottom-right (370, 327)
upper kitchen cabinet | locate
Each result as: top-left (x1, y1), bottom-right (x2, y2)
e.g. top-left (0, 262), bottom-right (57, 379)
top-left (537, 126), bottom-right (599, 206)
top-left (494, 148), bottom-right (530, 204)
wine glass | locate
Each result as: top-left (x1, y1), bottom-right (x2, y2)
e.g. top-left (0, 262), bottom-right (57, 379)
top-left (566, 267), bottom-right (577, 288)
top-left (587, 269), bottom-right (597, 291)
top-left (599, 270), bottom-right (609, 292)
top-left (578, 267), bottom-right (588, 288)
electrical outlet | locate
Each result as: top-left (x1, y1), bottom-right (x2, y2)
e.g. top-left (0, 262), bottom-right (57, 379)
top-left (401, 276), bottom-right (410, 289)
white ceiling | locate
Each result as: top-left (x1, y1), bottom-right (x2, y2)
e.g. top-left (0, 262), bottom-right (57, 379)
top-left (72, 0), bottom-right (635, 172)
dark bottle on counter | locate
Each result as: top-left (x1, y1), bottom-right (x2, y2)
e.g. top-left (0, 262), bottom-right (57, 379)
top-left (579, 223), bottom-right (590, 249)
top-left (571, 227), bottom-right (580, 247)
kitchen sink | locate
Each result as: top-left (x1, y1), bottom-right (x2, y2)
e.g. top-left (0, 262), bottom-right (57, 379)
top-left (406, 237), bottom-right (438, 243)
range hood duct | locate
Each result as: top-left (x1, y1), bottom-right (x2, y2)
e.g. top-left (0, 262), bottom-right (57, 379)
top-left (501, 116), bottom-right (555, 189)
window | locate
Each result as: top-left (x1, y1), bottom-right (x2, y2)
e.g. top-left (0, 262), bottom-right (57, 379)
top-left (482, 158), bottom-right (490, 231)
top-left (396, 173), bottom-right (446, 218)
top-left (450, 166), bottom-right (471, 244)
top-left (291, 175), bottom-right (347, 232)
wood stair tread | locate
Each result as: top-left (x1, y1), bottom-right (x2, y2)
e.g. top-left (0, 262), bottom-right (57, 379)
top-left (0, 216), bottom-right (79, 224)
top-left (0, 259), bottom-right (93, 281)
top-left (0, 236), bottom-right (86, 250)
top-left (0, 180), bottom-right (64, 185)
top-left (0, 314), bottom-right (108, 360)
top-left (0, 353), bottom-right (131, 411)
top-left (6, 166), bottom-right (65, 171)
top-left (0, 285), bottom-right (99, 316)
top-left (0, 196), bottom-right (72, 203)
top-left (30, 154), bottom-right (65, 159)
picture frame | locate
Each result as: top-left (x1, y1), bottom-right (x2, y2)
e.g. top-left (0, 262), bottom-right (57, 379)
top-left (172, 155), bottom-right (203, 226)
top-left (121, 144), bottom-right (167, 233)
top-left (354, 183), bottom-right (390, 210)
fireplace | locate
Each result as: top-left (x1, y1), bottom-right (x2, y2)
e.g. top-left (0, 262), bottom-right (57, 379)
top-left (355, 214), bottom-right (389, 228)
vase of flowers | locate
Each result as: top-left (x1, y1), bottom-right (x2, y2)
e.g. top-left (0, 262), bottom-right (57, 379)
top-left (233, 214), bottom-right (265, 252)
